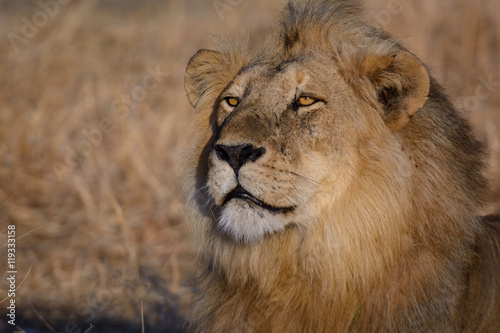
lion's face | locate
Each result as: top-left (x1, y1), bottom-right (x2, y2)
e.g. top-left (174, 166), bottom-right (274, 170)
top-left (185, 35), bottom-right (430, 244)
top-left (205, 52), bottom-right (382, 242)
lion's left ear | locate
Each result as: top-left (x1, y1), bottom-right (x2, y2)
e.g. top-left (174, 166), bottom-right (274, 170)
top-left (357, 50), bottom-right (430, 131)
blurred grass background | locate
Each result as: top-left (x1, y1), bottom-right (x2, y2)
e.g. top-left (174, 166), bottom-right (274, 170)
top-left (0, 0), bottom-right (498, 332)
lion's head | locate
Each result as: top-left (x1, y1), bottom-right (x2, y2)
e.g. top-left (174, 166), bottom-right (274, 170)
top-left (182, 1), bottom-right (467, 246)
top-left (191, 47), bottom-right (430, 244)
top-left (181, 1), bottom-right (492, 331)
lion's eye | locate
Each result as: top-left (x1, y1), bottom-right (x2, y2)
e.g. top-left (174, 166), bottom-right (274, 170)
top-left (225, 97), bottom-right (239, 107)
top-left (297, 96), bottom-right (317, 107)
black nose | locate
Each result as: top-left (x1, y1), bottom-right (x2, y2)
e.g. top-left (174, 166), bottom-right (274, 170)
top-left (214, 144), bottom-right (266, 174)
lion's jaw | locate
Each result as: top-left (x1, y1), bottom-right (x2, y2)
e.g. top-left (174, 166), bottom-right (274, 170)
top-left (207, 145), bottom-right (327, 243)
top-left (207, 152), bottom-right (292, 243)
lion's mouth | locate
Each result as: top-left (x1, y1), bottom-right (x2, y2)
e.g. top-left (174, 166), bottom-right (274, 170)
top-left (222, 185), bottom-right (295, 214)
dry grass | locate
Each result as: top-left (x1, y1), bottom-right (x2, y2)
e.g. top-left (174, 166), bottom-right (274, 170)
top-left (0, 1), bottom-right (498, 332)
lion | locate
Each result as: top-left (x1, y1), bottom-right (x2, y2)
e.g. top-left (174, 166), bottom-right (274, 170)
top-left (181, 0), bottom-right (500, 331)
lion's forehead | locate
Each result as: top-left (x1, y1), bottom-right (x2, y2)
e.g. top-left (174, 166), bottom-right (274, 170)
top-left (234, 55), bottom-right (342, 99)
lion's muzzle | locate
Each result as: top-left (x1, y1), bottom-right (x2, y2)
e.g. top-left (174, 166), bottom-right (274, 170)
top-left (214, 143), bottom-right (266, 175)
top-left (222, 185), bottom-right (295, 214)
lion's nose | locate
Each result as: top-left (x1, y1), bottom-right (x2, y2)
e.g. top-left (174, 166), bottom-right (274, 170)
top-left (214, 144), bottom-right (266, 174)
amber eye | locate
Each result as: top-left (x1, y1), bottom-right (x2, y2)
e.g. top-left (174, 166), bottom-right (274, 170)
top-left (297, 96), bottom-right (317, 107)
top-left (225, 97), bottom-right (239, 107)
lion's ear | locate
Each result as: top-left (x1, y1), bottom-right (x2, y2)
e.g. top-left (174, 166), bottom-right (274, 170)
top-left (360, 50), bottom-right (430, 131)
top-left (185, 49), bottom-right (228, 108)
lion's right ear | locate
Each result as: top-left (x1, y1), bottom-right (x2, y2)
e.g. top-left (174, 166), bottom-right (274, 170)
top-left (185, 49), bottom-right (243, 109)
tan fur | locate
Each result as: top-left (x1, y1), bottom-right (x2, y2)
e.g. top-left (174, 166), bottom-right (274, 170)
top-left (181, 1), bottom-right (500, 331)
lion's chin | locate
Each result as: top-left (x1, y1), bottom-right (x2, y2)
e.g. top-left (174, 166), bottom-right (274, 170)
top-left (218, 199), bottom-right (289, 243)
